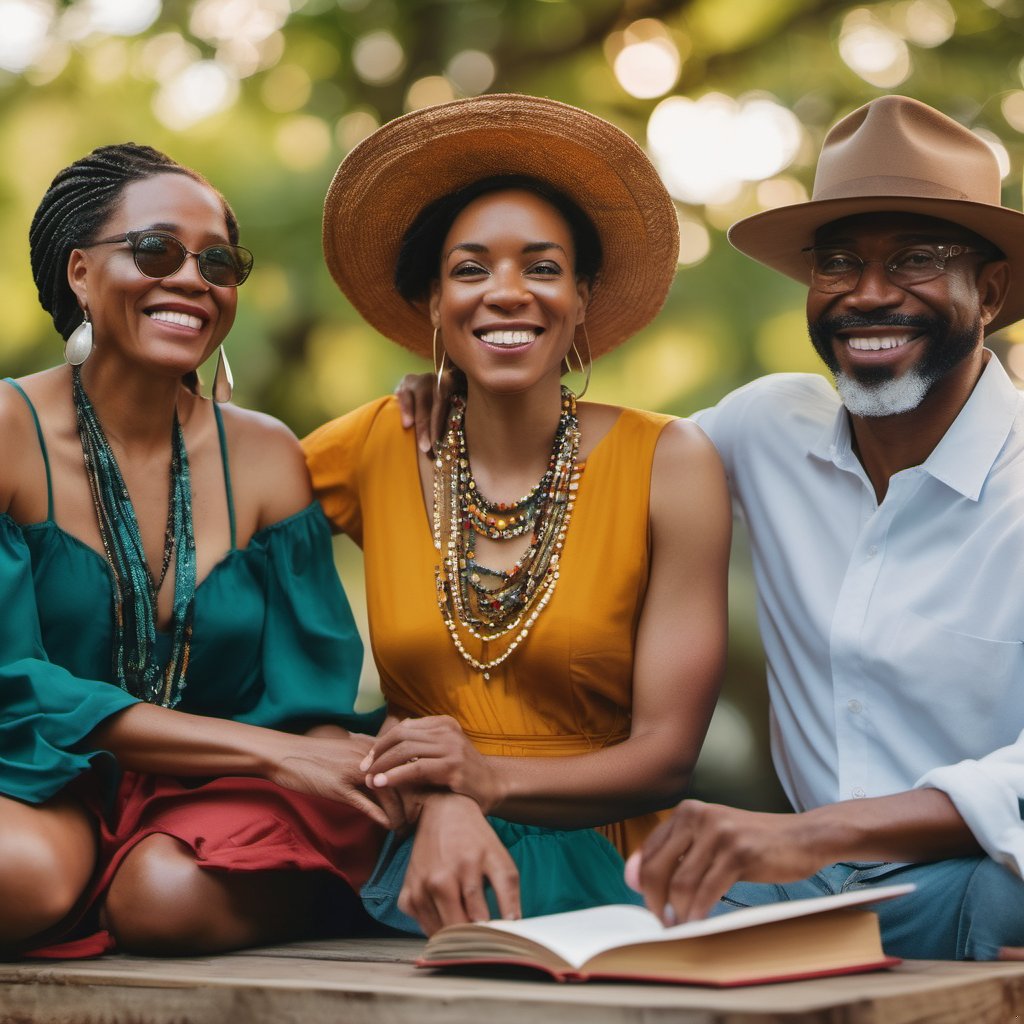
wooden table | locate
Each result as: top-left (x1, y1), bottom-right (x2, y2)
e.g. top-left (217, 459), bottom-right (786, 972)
top-left (3, 937), bottom-right (1024, 1023)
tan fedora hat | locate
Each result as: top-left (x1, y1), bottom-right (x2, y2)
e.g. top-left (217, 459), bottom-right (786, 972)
top-left (322, 93), bottom-right (679, 359)
top-left (728, 95), bottom-right (1024, 332)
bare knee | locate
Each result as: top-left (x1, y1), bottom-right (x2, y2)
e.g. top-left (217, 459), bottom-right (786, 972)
top-left (0, 797), bottom-right (95, 947)
top-left (104, 834), bottom-right (218, 955)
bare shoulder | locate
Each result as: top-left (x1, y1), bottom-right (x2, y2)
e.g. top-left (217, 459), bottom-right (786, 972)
top-left (650, 417), bottom-right (730, 518)
top-left (653, 416), bottom-right (723, 471)
top-left (215, 403), bottom-right (312, 526)
top-left (0, 368), bottom-right (67, 514)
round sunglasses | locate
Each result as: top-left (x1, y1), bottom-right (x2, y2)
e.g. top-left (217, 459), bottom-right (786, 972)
top-left (85, 230), bottom-right (254, 287)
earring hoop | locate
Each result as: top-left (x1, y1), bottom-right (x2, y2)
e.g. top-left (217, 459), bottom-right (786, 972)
top-left (432, 326), bottom-right (447, 391)
top-left (569, 328), bottom-right (592, 399)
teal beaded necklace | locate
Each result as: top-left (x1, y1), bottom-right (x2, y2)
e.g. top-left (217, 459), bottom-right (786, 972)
top-left (72, 366), bottom-right (196, 707)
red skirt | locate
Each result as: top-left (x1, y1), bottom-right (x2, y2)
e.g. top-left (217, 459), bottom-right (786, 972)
top-left (28, 772), bottom-right (386, 959)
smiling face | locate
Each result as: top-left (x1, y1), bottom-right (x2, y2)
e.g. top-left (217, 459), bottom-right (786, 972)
top-left (67, 172), bottom-right (238, 379)
top-left (805, 212), bottom-right (1008, 416)
top-left (428, 188), bottom-right (589, 397)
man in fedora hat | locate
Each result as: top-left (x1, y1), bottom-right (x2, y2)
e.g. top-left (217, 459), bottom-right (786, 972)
top-left (629, 94), bottom-right (1024, 960)
top-left (400, 94), bottom-right (1024, 957)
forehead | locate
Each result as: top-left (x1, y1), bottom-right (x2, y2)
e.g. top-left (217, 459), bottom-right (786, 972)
top-left (814, 211), bottom-right (986, 248)
top-left (105, 173), bottom-right (228, 235)
top-left (445, 188), bottom-right (574, 244)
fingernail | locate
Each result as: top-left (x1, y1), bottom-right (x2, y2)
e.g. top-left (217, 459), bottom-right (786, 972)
top-left (624, 851), bottom-right (642, 891)
top-left (373, 773), bottom-right (388, 787)
top-left (359, 755), bottom-right (372, 772)
top-left (662, 903), bottom-right (677, 926)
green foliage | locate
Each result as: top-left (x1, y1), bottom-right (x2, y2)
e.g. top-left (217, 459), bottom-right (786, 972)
top-left (4, 0), bottom-right (1024, 806)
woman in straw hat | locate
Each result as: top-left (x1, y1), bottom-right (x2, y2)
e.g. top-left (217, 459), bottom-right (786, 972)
top-left (304, 94), bottom-right (730, 935)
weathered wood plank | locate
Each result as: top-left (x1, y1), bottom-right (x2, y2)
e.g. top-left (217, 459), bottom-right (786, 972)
top-left (2, 943), bottom-right (1024, 1024)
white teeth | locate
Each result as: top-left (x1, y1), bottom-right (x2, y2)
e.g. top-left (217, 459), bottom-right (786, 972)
top-left (479, 329), bottom-right (537, 347)
top-left (148, 310), bottom-right (203, 330)
top-left (847, 335), bottom-right (910, 351)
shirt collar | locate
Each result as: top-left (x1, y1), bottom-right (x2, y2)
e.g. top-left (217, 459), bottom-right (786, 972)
top-left (808, 352), bottom-right (1020, 501)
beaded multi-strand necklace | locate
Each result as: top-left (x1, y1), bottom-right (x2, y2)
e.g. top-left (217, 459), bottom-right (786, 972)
top-left (72, 367), bottom-right (196, 707)
top-left (433, 386), bottom-right (582, 679)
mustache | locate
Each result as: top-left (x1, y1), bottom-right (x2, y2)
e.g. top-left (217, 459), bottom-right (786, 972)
top-left (812, 312), bottom-right (945, 334)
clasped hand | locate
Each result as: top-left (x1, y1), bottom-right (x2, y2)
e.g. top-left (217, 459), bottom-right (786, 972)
top-left (359, 715), bottom-right (504, 818)
top-left (268, 728), bottom-right (401, 830)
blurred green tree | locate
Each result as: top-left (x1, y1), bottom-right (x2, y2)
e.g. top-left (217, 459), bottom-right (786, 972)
top-left (3, 0), bottom-right (1023, 808)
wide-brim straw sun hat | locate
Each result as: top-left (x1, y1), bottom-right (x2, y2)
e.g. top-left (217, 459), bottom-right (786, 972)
top-left (728, 94), bottom-right (1024, 333)
top-left (323, 93), bottom-right (679, 358)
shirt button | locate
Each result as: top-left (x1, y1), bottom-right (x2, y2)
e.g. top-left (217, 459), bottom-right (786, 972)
top-left (847, 699), bottom-right (863, 714)
top-left (851, 787), bottom-right (866, 798)
top-left (866, 546), bottom-right (878, 558)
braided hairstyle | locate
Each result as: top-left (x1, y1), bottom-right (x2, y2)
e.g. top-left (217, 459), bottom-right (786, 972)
top-left (29, 143), bottom-right (240, 341)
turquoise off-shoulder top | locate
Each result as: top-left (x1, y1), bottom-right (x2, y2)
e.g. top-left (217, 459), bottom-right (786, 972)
top-left (0, 379), bottom-right (379, 804)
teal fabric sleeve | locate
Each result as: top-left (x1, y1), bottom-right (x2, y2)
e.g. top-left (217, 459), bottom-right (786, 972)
top-left (0, 515), bottom-right (138, 803)
top-left (232, 504), bottom-right (384, 734)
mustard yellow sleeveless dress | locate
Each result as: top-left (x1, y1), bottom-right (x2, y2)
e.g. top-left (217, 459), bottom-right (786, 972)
top-left (304, 395), bottom-right (675, 859)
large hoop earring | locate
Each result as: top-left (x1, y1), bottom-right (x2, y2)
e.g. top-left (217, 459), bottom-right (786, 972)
top-left (432, 326), bottom-right (447, 392)
top-left (65, 310), bottom-right (93, 366)
top-left (569, 327), bottom-right (592, 399)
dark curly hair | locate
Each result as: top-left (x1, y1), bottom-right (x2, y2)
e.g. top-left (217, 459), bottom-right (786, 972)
top-left (29, 142), bottom-right (240, 341)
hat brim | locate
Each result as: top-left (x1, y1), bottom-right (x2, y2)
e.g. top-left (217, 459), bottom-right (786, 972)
top-left (323, 94), bottom-right (679, 359)
top-left (729, 195), bottom-right (1024, 333)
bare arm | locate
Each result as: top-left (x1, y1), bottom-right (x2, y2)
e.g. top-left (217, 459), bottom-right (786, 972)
top-left (632, 787), bottom-right (980, 925)
top-left (364, 420), bottom-right (732, 828)
top-left (88, 703), bottom-right (392, 827)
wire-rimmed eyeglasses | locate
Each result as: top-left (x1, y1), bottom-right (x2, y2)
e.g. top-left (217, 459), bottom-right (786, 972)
top-left (801, 242), bottom-right (992, 294)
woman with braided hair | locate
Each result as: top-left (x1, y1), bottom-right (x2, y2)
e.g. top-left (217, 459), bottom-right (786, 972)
top-left (0, 143), bottom-right (386, 957)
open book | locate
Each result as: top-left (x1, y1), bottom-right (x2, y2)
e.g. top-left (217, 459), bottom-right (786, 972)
top-left (418, 883), bottom-right (914, 986)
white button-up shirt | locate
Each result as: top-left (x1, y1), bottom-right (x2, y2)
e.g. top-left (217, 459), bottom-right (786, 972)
top-left (693, 354), bottom-right (1024, 874)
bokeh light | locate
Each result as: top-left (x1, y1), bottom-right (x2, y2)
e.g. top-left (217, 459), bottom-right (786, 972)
top-left (61, 0), bottom-right (161, 38)
top-left (677, 214), bottom-right (711, 266)
top-left (352, 30), bottom-right (405, 85)
top-left (1003, 91), bottom-right (1024, 133)
top-left (405, 75), bottom-right (455, 111)
top-left (152, 60), bottom-right (239, 130)
top-left (335, 110), bottom-right (380, 152)
top-left (614, 39), bottom-right (680, 100)
top-left (895, 0), bottom-right (956, 46)
top-left (648, 93), bottom-right (803, 206)
top-left (273, 114), bottom-right (331, 170)
top-left (839, 9), bottom-right (911, 87)
top-left (446, 49), bottom-right (495, 96)
top-left (0, 0), bottom-right (53, 73)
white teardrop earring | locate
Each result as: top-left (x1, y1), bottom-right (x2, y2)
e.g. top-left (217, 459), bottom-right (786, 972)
top-left (65, 312), bottom-right (93, 366)
top-left (212, 345), bottom-right (233, 403)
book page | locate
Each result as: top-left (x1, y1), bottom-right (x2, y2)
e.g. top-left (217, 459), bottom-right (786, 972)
top-left (481, 904), bottom-right (664, 968)
top-left (607, 882), bottom-right (916, 948)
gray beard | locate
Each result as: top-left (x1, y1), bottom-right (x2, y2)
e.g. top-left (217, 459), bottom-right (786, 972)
top-left (834, 368), bottom-right (931, 417)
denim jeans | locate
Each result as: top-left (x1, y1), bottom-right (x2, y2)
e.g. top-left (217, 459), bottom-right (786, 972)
top-left (713, 857), bottom-right (1024, 960)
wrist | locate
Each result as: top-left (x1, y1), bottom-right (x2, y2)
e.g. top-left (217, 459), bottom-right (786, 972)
top-left (481, 759), bottom-right (512, 816)
top-left (798, 802), bottom-right (868, 862)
